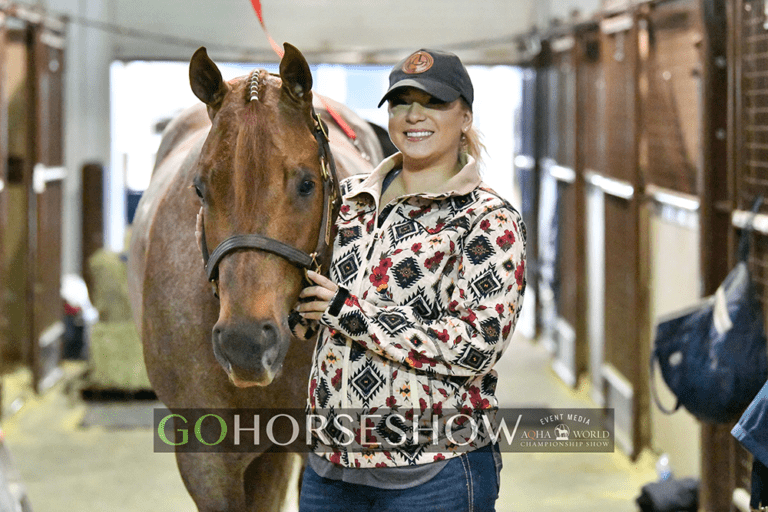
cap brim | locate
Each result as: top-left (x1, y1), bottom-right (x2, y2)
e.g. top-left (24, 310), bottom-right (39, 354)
top-left (378, 78), bottom-right (461, 107)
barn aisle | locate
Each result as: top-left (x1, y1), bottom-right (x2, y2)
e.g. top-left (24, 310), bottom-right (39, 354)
top-left (0, 363), bottom-right (195, 511)
top-left (0, 333), bottom-right (657, 512)
top-left (494, 334), bottom-right (658, 511)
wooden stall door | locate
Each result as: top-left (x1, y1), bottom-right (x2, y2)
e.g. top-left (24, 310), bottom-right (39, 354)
top-left (29, 23), bottom-right (65, 393)
top-left (2, 20), bottom-right (31, 373)
top-left (597, 12), bottom-right (647, 458)
top-left (578, 26), bottom-right (607, 406)
top-left (2, 15), bottom-right (67, 392)
top-left (642, 0), bottom-right (701, 195)
top-left (542, 33), bottom-right (584, 389)
top-left (0, 15), bottom-right (8, 375)
top-left (641, 0), bottom-right (707, 480)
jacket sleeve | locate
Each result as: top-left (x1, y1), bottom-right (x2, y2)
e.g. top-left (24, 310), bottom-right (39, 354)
top-left (319, 206), bottom-right (526, 377)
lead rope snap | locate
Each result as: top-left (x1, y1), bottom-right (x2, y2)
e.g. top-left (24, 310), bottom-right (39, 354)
top-left (309, 252), bottom-right (321, 274)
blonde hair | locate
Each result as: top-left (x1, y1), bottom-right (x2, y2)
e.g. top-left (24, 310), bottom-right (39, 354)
top-left (459, 99), bottom-right (485, 164)
top-left (462, 126), bottom-right (486, 165)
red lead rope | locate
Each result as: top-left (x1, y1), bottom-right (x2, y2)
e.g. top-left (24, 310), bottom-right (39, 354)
top-left (249, 0), bottom-right (358, 141)
top-left (249, 0), bottom-right (284, 58)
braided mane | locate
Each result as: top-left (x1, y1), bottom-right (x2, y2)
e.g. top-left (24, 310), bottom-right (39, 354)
top-left (248, 69), bottom-right (263, 102)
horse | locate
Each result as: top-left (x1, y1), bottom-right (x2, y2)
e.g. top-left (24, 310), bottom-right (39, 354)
top-left (127, 43), bottom-right (382, 511)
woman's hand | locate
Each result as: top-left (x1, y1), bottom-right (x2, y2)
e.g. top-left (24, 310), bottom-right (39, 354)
top-left (295, 270), bottom-right (339, 320)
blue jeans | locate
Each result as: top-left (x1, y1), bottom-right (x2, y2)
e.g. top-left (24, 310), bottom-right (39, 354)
top-left (299, 445), bottom-right (501, 512)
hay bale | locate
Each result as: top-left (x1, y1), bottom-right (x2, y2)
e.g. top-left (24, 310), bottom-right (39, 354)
top-left (87, 250), bottom-right (133, 323)
top-left (86, 321), bottom-right (151, 391)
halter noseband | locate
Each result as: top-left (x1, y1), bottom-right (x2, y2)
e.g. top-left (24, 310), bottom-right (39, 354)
top-left (199, 110), bottom-right (341, 285)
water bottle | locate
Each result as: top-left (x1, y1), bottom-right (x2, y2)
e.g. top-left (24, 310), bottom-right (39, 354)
top-left (656, 453), bottom-right (673, 481)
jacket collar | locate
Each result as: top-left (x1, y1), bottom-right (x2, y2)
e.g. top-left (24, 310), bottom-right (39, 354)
top-left (346, 152), bottom-right (481, 206)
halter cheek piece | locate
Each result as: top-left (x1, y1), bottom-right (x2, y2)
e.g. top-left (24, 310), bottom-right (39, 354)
top-left (199, 109), bottom-right (341, 288)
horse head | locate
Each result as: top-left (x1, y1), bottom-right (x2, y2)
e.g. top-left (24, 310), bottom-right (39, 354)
top-left (189, 44), bottom-right (334, 388)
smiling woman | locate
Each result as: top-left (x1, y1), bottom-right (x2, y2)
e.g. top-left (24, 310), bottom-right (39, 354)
top-left (292, 48), bottom-right (528, 512)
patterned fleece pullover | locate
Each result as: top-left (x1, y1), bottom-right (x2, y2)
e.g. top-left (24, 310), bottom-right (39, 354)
top-left (290, 152), bottom-right (526, 468)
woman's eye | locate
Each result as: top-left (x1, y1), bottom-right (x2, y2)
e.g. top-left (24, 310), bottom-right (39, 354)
top-left (299, 180), bottom-right (316, 196)
top-left (427, 98), bottom-right (448, 107)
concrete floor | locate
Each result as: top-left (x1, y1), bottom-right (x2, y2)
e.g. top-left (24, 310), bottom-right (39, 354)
top-left (0, 334), bottom-right (658, 511)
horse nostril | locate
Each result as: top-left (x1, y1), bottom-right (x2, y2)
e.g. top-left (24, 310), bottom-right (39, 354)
top-left (262, 345), bottom-right (279, 369)
top-left (260, 322), bottom-right (277, 341)
top-left (260, 323), bottom-right (279, 367)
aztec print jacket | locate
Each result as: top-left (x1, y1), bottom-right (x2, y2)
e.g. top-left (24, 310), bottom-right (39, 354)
top-left (291, 152), bottom-right (526, 468)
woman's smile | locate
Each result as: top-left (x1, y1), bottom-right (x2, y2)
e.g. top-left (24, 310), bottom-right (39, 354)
top-left (405, 130), bottom-right (434, 141)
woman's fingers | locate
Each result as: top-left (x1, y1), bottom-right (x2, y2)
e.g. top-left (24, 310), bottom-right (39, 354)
top-left (299, 271), bottom-right (338, 301)
top-left (296, 271), bottom-right (339, 318)
top-left (306, 270), bottom-right (338, 292)
top-left (295, 300), bottom-right (330, 315)
top-left (299, 311), bottom-right (325, 321)
top-left (299, 285), bottom-right (335, 302)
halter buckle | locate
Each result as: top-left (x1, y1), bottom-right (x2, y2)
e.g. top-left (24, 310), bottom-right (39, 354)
top-left (309, 252), bottom-right (322, 274)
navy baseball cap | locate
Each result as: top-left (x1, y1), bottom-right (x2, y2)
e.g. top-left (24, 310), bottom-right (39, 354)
top-left (378, 49), bottom-right (474, 109)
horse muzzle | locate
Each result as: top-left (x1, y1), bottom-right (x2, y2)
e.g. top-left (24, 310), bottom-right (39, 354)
top-left (211, 319), bottom-right (289, 387)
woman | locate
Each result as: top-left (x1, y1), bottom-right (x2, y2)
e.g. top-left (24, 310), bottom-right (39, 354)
top-left (292, 48), bottom-right (526, 511)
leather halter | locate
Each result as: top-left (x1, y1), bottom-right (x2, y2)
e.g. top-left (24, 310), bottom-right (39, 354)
top-left (199, 110), bottom-right (341, 284)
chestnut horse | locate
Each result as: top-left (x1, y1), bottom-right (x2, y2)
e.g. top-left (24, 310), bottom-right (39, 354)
top-left (127, 44), bottom-right (380, 511)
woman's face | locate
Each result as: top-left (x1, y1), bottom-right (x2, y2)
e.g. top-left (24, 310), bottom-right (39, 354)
top-left (387, 88), bottom-right (472, 171)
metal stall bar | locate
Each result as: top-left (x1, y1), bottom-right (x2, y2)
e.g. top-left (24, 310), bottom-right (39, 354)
top-left (585, 171), bottom-right (635, 199)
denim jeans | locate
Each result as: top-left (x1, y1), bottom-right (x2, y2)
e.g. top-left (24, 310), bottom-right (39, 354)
top-left (299, 444), bottom-right (501, 512)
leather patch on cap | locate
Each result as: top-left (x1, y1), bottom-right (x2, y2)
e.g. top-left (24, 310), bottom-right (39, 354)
top-left (402, 51), bottom-right (434, 74)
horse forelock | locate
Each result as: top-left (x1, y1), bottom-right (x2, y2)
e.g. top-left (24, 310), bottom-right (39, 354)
top-left (201, 74), bottom-right (269, 211)
top-left (232, 113), bottom-right (270, 216)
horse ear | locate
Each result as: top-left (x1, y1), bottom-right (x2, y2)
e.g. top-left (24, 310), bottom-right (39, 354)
top-left (190, 47), bottom-right (229, 116)
top-left (279, 43), bottom-right (313, 104)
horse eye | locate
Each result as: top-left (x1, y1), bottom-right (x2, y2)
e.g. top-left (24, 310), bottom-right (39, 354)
top-left (298, 179), bottom-right (316, 196)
